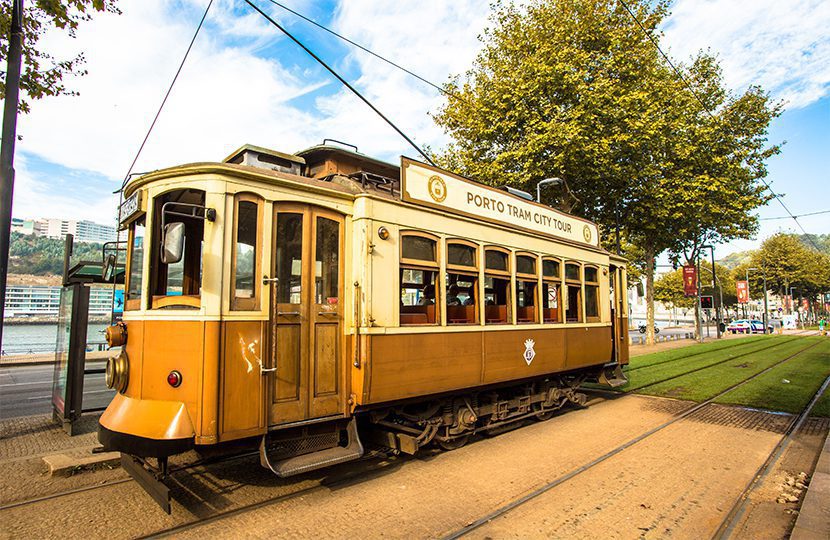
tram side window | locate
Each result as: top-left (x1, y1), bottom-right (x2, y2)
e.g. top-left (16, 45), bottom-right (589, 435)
top-left (232, 195), bottom-right (261, 310)
top-left (484, 248), bottom-right (510, 324)
top-left (516, 254), bottom-right (538, 323)
top-left (150, 189), bottom-right (205, 309)
top-left (542, 258), bottom-right (561, 323)
top-left (400, 234), bottom-right (438, 325)
top-left (446, 241), bottom-right (478, 324)
top-left (585, 266), bottom-right (600, 321)
top-left (565, 262), bottom-right (582, 323)
top-left (125, 217), bottom-right (146, 310)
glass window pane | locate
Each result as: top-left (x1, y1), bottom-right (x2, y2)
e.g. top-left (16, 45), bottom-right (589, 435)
top-left (517, 255), bottom-right (536, 275)
top-left (543, 282), bottom-right (560, 322)
top-left (565, 263), bottom-right (580, 281)
top-left (566, 285), bottom-right (581, 322)
top-left (315, 217), bottom-right (340, 305)
top-left (400, 268), bottom-right (437, 324)
top-left (402, 236), bottom-right (435, 262)
top-left (166, 243), bottom-right (184, 295)
top-left (276, 213), bottom-right (303, 304)
top-left (543, 259), bottom-right (560, 278)
top-left (448, 243), bottom-right (475, 267)
top-left (585, 267), bottom-right (598, 283)
top-left (447, 273), bottom-right (476, 324)
top-left (128, 220), bottom-right (145, 300)
top-left (485, 250), bottom-right (508, 271)
top-left (484, 276), bottom-right (509, 324)
top-left (234, 201), bottom-right (257, 299)
top-left (586, 285), bottom-right (599, 317)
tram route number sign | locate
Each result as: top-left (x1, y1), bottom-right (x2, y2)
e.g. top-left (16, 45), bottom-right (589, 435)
top-left (400, 157), bottom-right (600, 247)
top-left (119, 191), bottom-right (143, 228)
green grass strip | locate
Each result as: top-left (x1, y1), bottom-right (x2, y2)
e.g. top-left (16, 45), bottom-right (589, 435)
top-left (813, 385), bottom-right (830, 418)
top-left (627, 335), bottom-right (768, 370)
top-left (713, 339), bottom-right (830, 413)
top-left (636, 337), bottom-right (821, 402)
top-left (622, 336), bottom-right (798, 391)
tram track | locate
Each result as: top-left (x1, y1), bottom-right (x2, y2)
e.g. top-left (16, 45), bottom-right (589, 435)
top-left (439, 337), bottom-right (824, 539)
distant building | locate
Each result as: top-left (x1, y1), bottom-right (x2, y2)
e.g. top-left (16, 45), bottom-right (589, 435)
top-left (14, 217), bottom-right (117, 244)
top-left (4, 284), bottom-right (116, 317)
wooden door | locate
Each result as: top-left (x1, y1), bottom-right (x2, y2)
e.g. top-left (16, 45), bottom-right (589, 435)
top-left (268, 204), bottom-right (344, 425)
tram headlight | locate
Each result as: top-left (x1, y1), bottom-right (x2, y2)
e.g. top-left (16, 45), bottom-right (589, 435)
top-left (105, 350), bottom-right (129, 394)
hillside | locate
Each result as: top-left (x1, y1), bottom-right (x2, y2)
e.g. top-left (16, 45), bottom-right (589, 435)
top-left (8, 232), bottom-right (105, 276)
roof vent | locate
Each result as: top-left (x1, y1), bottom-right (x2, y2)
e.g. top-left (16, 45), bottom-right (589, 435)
top-left (223, 144), bottom-right (305, 176)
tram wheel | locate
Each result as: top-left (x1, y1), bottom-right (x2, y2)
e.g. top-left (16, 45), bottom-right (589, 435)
top-left (438, 435), bottom-right (470, 451)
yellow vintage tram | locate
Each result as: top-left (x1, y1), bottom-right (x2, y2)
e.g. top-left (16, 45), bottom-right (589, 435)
top-left (99, 141), bottom-right (629, 510)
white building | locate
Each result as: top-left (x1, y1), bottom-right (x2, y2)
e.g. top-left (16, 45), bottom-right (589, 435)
top-left (4, 284), bottom-right (116, 317)
top-left (16, 217), bottom-right (117, 244)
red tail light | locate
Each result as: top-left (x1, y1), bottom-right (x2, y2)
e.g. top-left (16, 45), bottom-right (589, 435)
top-left (167, 370), bottom-right (182, 388)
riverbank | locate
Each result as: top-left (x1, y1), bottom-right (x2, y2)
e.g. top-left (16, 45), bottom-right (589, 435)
top-left (3, 316), bottom-right (112, 325)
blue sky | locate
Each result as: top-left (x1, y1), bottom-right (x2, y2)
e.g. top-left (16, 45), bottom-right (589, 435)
top-left (6, 0), bottom-right (829, 258)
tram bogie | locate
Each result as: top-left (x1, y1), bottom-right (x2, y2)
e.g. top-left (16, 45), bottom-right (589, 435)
top-left (98, 141), bottom-right (629, 511)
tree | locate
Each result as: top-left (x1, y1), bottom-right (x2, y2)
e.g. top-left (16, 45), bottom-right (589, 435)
top-left (654, 268), bottom-right (694, 310)
top-left (0, 1), bottom-right (119, 113)
top-left (435, 0), bottom-right (781, 344)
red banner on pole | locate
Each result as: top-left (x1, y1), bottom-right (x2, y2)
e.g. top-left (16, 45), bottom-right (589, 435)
top-left (736, 280), bottom-right (749, 304)
top-left (683, 265), bottom-right (697, 297)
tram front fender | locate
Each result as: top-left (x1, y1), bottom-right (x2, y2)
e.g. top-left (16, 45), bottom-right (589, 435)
top-left (99, 393), bottom-right (195, 458)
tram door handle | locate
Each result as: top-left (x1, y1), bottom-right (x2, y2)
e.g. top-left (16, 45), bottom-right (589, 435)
top-left (260, 366), bottom-right (277, 375)
top-left (263, 276), bottom-right (279, 285)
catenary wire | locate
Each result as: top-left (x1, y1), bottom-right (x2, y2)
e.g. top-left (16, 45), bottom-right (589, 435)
top-left (263, 0), bottom-right (469, 105)
top-left (244, 0), bottom-right (436, 166)
top-left (760, 209), bottom-right (830, 220)
top-left (617, 0), bottom-right (822, 252)
top-left (118, 0), bottom-right (213, 191)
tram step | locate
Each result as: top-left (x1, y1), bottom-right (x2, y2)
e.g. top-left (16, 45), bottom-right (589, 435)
top-left (599, 364), bottom-right (629, 388)
top-left (259, 418), bottom-right (363, 478)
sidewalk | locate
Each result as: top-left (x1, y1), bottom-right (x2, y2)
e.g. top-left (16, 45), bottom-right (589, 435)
top-left (791, 428), bottom-right (830, 539)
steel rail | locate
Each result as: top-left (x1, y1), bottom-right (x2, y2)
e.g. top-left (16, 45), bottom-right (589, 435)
top-left (440, 337), bottom-right (824, 540)
top-left (0, 449), bottom-right (259, 512)
top-left (712, 373), bottom-right (830, 540)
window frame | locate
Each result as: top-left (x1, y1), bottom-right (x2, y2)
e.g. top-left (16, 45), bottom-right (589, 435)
top-left (564, 260), bottom-right (583, 323)
top-left (124, 216), bottom-right (146, 312)
top-left (483, 246), bottom-right (512, 325)
top-left (230, 192), bottom-right (263, 311)
top-left (399, 231), bottom-right (441, 326)
top-left (149, 188), bottom-right (206, 310)
top-left (541, 256), bottom-right (563, 323)
top-left (515, 252), bottom-right (538, 324)
top-left (445, 239), bottom-right (479, 325)
top-left (584, 264), bottom-right (601, 322)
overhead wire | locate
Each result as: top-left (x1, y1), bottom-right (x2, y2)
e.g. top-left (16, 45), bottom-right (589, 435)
top-left (244, 0), bottom-right (436, 166)
top-left (118, 0), bottom-right (214, 191)
top-left (263, 0), bottom-right (469, 105)
top-left (617, 0), bottom-right (822, 252)
top-left (760, 209), bottom-right (830, 221)
top-left (109, 0), bottom-right (213, 319)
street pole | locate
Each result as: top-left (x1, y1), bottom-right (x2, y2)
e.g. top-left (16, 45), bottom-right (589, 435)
top-left (697, 255), bottom-right (704, 342)
top-left (0, 0), bottom-right (25, 349)
top-left (702, 245), bottom-right (721, 338)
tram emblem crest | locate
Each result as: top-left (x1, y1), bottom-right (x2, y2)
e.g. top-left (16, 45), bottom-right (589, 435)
top-left (428, 175), bottom-right (447, 203)
top-left (523, 339), bottom-right (536, 365)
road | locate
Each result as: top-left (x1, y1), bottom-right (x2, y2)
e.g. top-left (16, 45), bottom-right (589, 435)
top-left (0, 362), bottom-right (115, 420)
top-left (627, 325), bottom-right (696, 339)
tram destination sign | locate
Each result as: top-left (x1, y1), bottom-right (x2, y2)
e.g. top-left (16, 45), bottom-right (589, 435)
top-left (119, 192), bottom-right (143, 229)
top-left (400, 158), bottom-right (600, 247)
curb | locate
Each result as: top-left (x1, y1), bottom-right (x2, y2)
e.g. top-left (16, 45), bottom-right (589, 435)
top-left (42, 449), bottom-right (121, 477)
top-left (791, 429), bottom-right (830, 539)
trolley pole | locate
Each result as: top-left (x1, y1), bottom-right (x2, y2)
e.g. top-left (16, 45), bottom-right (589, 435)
top-left (0, 0), bottom-right (25, 347)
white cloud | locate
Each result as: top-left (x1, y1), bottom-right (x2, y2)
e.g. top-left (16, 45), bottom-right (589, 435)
top-left (662, 0), bottom-right (830, 109)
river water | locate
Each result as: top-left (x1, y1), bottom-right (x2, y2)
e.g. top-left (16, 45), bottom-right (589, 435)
top-left (1, 323), bottom-right (109, 356)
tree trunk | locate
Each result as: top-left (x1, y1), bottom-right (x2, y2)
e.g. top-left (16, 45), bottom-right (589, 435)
top-left (645, 248), bottom-right (656, 346)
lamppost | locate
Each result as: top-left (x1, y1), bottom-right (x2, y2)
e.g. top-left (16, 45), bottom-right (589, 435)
top-left (701, 245), bottom-right (721, 338)
top-left (536, 177), bottom-right (563, 203)
top-left (748, 267), bottom-right (768, 332)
